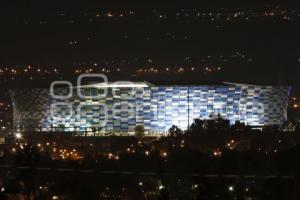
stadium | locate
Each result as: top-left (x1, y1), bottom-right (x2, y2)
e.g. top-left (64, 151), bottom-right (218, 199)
top-left (9, 82), bottom-right (290, 135)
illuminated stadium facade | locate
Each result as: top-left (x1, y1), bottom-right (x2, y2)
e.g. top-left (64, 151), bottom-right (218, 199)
top-left (10, 82), bottom-right (290, 135)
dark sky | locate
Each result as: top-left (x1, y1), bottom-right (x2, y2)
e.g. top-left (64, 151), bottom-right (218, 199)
top-left (0, 0), bottom-right (300, 91)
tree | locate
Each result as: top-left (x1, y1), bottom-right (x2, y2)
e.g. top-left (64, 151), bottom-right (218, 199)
top-left (58, 124), bottom-right (65, 132)
top-left (190, 119), bottom-right (205, 134)
top-left (294, 122), bottom-right (300, 132)
top-left (231, 120), bottom-right (250, 133)
top-left (135, 125), bottom-right (145, 138)
top-left (215, 114), bottom-right (230, 131)
top-left (92, 126), bottom-right (101, 136)
top-left (168, 125), bottom-right (183, 137)
top-left (262, 125), bottom-right (280, 133)
top-left (189, 115), bottom-right (231, 133)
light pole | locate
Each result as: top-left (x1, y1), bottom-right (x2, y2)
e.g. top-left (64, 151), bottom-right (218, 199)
top-left (238, 88), bottom-right (247, 123)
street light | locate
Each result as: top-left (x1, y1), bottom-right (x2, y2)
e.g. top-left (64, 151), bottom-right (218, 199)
top-left (15, 133), bottom-right (22, 139)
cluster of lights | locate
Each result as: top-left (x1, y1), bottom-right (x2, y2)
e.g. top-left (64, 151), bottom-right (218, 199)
top-left (0, 102), bottom-right (11, 110)
top-left (0, 101), bottom-right (11, 131)
top-left (7, 137), bottom-right (282, 162)
top-left (73, 52), bottom-right (250, 66)
top-left (226, 140), bottom-right (236, 150)
top-left (0, 50), bottom-right (258, 82)
top-left (10, 139), bottom-right (83, 161)
top-left (291, 97), bottom-right (300, 109)
top-left (0, 65), bottom-right (58, 75)
top-left (74, 65), bottom-right (223, 75)
top-left (0, 65), bottom-right (59, 81)
top-left (55, 148), bottom-right (82, 160)
top-left (74, 67), bottom-right (115, 74)
top-left (0, 65), bottom-right (223, 82)
top-left (180, 140), bottom-right (185, 148)
top-left (11, 141), bottom-right (28, 153)
top-left (98, 180), bottom-right (165, 199)
top-left (24, 7), bottom-right (300, 26)
top-left (126, 145), bottom-right (136, 154)
top-left (213, 148), bottom-right (222, 157)
top-left (5, 133), bottom-right (294, 165)
top-left (135, 66), bottom-right (222, 74)
top-left (107, 152), bottom-right (120, 160)
top-left (74, 66), bottom-right (222, 74)
top-left (8, 139), bottom-right (163, 162)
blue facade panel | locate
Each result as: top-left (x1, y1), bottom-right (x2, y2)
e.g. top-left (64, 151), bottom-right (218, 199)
top-left (10, 84), bottom-right (290, 134)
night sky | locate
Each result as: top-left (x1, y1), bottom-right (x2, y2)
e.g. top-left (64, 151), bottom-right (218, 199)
top-left (1, 0), bottom-right (300, 91)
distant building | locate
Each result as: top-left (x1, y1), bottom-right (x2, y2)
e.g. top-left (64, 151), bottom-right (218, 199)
top-left (10, 82), bottom-right (290, 135)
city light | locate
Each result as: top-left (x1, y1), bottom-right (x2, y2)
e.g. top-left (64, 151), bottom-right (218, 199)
top-left (228, 185), bottom-right (234, 192)
top-left (213, 149), bottom-right (222, 157)
top-left (15, 133), bottom-right (22, 139)
top-left (159, 185), bottom-right (165, 190)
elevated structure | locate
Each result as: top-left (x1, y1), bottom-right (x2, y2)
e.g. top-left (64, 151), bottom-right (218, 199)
top-left (10, 82), bottom-right (290, 135)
